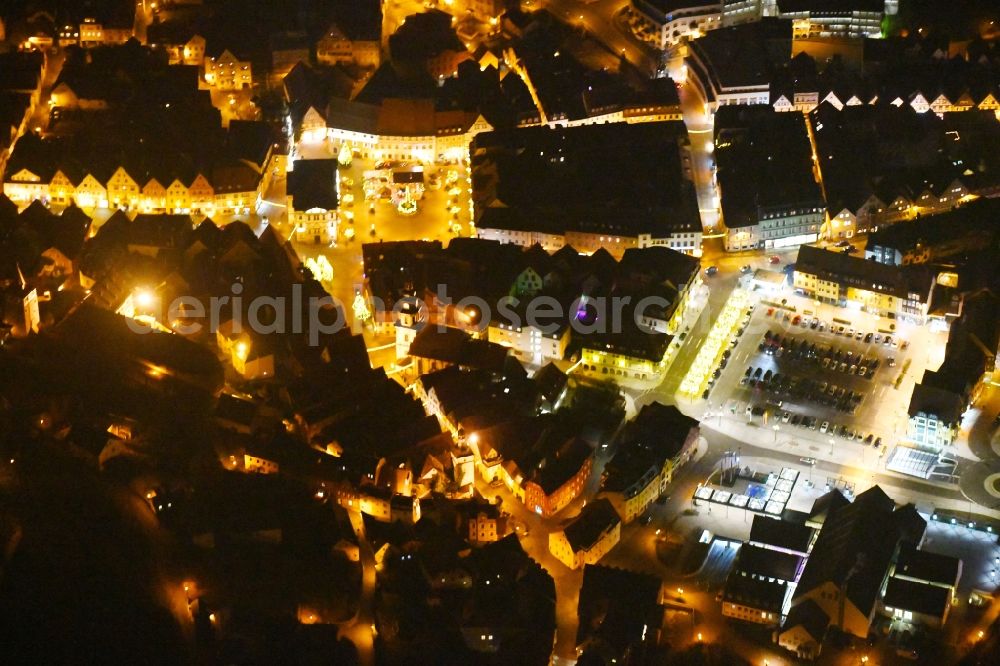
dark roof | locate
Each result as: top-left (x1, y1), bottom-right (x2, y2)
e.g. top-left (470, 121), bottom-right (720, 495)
top-left (796, 245), bottom-right (931, 302)
top-left (472, 121), bottom-right (701, 237)
top-left (128, 214), bottom-right (193, 250)
top-left (782, 599), bottom-right (830, 643)
top-left (723, 573), bottom-right (787, 612)
top-left (408, 326), bottom-right (509, 372)
top-left (533, 362), bottom-right (568, 403)
top-left (867, 199), bottom-right (1000, 253)
top-left (563, 498), bottom-right (621, 552)
top-left (714, 106), bottom-right (823, 228)
top-left (287, 159), bottom-right (339, 211)
top-left (603, 402), bottom-right (698, 493)
top-left (794, 486), bottom-right (910, 617)
top-left (895, 545), bottom-right (962, 587)
top-left (686, 19), bottom-right (792, 94)
top-left (882, 577), bottom-right (951, 617)
top-left (576, 564), bottom-right (663, 654)
top-left (749, 516), bottom-right (813, 554)
top-left (907, 383), bottom-right (965, 424)
top-left (734, 543), bottom-right (802, 582)
top-left (528, 436), bottom-right (591, 495)
top-left (920, 289), bottom-right (1000, 399)
top-left (215, 393), bottom-right (257, 427)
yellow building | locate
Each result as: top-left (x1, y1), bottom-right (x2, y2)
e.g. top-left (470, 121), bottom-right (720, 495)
top-left (793, 245), bottom-right (932, 323)
top-left (547, 498), bottom-right (621, 570)
top-left (205, 49), bottom-right (252, 90)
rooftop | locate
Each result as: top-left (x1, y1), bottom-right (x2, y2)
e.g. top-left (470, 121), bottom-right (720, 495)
top-left (287, 159), bottom-right (339, 212)
top-left (795, 245), bottom-right (932, 302)
top-left (794, 486), bottom-right (922, 617)
top-left (882, 577), bottom-right (951, 618)
top-left (714, 105), bottom-right (823, 228)
top-left (563, 498), bottom-right (621, 553)
top-left (749, 515), bottom-right (813, 554)
top-left (687, 19), bottom-right (792, 94)
top-left (408, 326), bottom-right (510, 373)
top-left (734, 543), bottom-right (803, 582)
top-left (576, 564), bottom-right (664, 655)
top-left (722, 573), bottom-right (787, 613)
top-left (472, 121), bottom-right (701, 237)
top-left (781, 598), bottom-right (830, 643)
top-left (894, 544), bottom-right (962, 588)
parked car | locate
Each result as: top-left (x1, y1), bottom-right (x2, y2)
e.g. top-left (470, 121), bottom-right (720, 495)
top-left (864, 332), bottom-right (873, 343)
top-left (820, 421), bottom-right (830, 433)
top-left (705, 265), bottom-right (719, 277)
top-left (740, 265), bottom-right (751, 273)
top-left (769, 255), bottom-right (780, 264)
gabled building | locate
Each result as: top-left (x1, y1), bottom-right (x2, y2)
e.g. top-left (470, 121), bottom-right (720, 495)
top-left (548, 497), bottom-right (621, 570)
top-left (600, 402), bottom-right (699, 523)
top-left (783, 487), bottom-right (926, 642)
top-left (287, 158), bottom-right (339, 245)
top-left (575, 564), bottom-right (665, 664)
top-left (715, 105), bottom-right (824, 251)
top-left (793, 245), bottom-right (934, 323)
top-left (204, 48), bottom-right (253, 90)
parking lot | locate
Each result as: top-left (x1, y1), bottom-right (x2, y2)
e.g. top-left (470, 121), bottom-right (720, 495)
top-left (706, 282), bottom-right (951, 462)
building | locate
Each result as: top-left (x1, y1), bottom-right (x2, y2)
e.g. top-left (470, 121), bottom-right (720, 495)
top-left (748, 515), bottom-right (813, 556)
top-left (906, 290), bottom-right (1000, 451)
top-left (460, 502), bottom-right (508, 545)
top-left (548, 498), bottom-right (622, 570)
top-left (722, 572), bottom-right (788, 627)
top-left (685, 19), bottom-right (791, 109)
top-left (905, 384), bottom-right (965, 454)
top-left (776, 599), bottom-right (828, 660)
top-left (78, 16), bottom-right (133, 48)
top-left (865, 199), bottom-right (1000, 266)
top-left (488, 306), bottom-right (570, 367)
top-left (316, 23), bottom-right (381, 69)
top-left (406, 326), bottom-right (510, 376)
top-left (721, 542), bottom-right (802, 626)
top-left (630, 1), bottom-right (723, 50)
top-left (575, 565), bottom-right (665, 663)
top-left (300, 97), bottom-right (493, 165)
top-left (881, 545), bottom-right (962, 629)
top-left (523, 436), bottom-right (593, 518)
top-left (715, 106), bottom-right (825, 251)
top-left (811, 104), bottom-right (998, 237)
top-left (881, 578), bottom-right (951, 629)
top-left (472, 122), bottom-right (702, 258)
top-left (469, 415), bottom-right (591, 517)
top-left (600, 402), bottom-right (699, 523)
top-left (719, 0), bottom-right (892, 36)
top-left (286, 159), bottom-right (339, 245)
top-left (147, 21), bottom-right (207, 65)
top-left (784, 487), bottom-right (926, 641)
top-left (4, 118), bottom-right (279, 217)
top-left (204, 48), bottom-right (252, 90)
top-left (793, 245), bottom-right (934, 323)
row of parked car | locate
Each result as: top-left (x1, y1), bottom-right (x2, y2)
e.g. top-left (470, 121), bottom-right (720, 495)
top-left (742, 366), bottom-right (863, 413)
top-left (760, 331), bottom-right (889, 378)
top-left (746, 402), bottom-right (884, 448)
